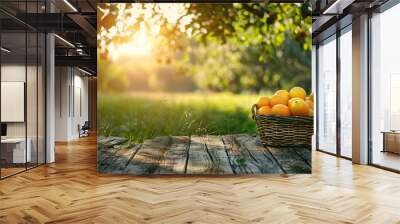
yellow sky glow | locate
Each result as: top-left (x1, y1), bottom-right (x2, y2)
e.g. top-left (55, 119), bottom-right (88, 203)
top-left (107, 24), bottom-right (153, 61)
top-left (99, 4), bottom-right (190, 61)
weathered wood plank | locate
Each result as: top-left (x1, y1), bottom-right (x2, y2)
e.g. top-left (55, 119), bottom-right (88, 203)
top-left (266, 147), bottom-right (311, 174)
top-left (98, 140), bottom-right (133, 162)
top-left (97, 135), bottom-right (106, 142)
top-left (222, 135), bottom-right (261, 174)
top-left (294, 148), bottom-right (312, 166)
top-left (186, 136), bottom-right (213, 174)
top-left (97, 145), bottom-right (121, 166)
top-left (234, 135), bottom-right (284, 174)
top-left (100, 145), bottom-right (139, 174)
top-left (97, 136), bottom-right (110, 145)
top-left (97, 136), bottom-right (130, 170)
top-left (98, 134), bottom-right (311, 175)
top-left (124, 136), bottom-right (172, 175)
top-left (98, 136), bottom-right (127, 148)
top-left (157, 136), bottom-right (190, 175)
top-left (202, 136), bottom-right (234, 174)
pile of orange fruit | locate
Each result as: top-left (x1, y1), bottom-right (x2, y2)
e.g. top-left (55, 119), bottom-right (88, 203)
top-left (256, 87), bottom-right (314, 117)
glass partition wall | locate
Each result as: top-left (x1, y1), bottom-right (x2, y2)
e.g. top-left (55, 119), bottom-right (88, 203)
top-left (0, 31), bottom-right (27, 177)
top-left (315, 0), bottom-right (400, 171)
top-left (370, 3), bottom-right (400, 171)
top-left (0, 2), bottom-right (46, 179)
top-left (339, 26), bottom-right (352, 159)
top-left (316, 25), bottom-right (353, 159)
top-left (317, 35), bottom-right (337, 154)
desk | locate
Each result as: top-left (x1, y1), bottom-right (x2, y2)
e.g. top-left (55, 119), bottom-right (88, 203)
top-left (382, 131), bottom-right (400, 154)
top-left (1, 138), bottom-right (31, 163)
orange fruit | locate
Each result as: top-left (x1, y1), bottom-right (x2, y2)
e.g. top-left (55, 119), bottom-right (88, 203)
top-left (275, 90), bottom-right (290, 100)
top-left (289, 99), bottom-right (309, 116)
top-left (288, 97), bottom-right (302, 105)
top-left (306, 99), bottom-right (314, 109)
top-left (256, 96), bottom-right (270, 108)
top-left (308, 108), bottom-right (314, 117)
top-left (270, 94), bottom-right (288, 106)
top-left (289, 87), bottom-right (306, 100)
top-left (271, 104), bottom-right (291, 116)
top-left (257, 106), bottom-right (272, 116)
top-left (309, 93), bottom-right (314, 102)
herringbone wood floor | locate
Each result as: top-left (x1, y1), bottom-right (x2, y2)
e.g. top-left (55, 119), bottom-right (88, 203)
top-left (1, 135), bottom-right (400, 224)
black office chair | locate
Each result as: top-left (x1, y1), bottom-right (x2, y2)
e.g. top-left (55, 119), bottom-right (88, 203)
top-left (78, 121), bottom-right (90, 138)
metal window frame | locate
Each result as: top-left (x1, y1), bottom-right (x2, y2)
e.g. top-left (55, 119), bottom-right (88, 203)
top-left (314, 19), bottom-right (353, 161)
top-left (338, 24), bottom-right (353, 160)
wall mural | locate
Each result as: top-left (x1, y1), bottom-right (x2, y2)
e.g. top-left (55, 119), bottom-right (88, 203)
top-left (97, 3), bottom-right (313, 175)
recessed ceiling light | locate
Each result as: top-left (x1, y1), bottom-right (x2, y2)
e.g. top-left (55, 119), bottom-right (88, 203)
top-left (323, 0), bottom-right (355, 15)
top-left (54, 34), bottom-right (75, 48)
top-left (63, 0), bottom-right (78, 12)
top-left (78, 67), bottom-right (93, 76)
top-left (1, 47), bottom-right (11, 53)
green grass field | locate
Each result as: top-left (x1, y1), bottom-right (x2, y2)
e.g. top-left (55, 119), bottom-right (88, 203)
top-left (98, 92), bottom-right (260, 143)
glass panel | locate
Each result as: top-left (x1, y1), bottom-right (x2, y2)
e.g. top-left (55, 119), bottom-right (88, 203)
top-left (0, 1), bottom-right (46, 179)
top-left (317, 35), bottom-right (337, 154)
top-left (371, 4), bottom-right (400, 171)
top-left (38, 32), bottom-right (45, 165)
top-left (27, 31), bottom-right (38, 169)
top-left (26, 0), bottom-right (40, 169)
top-left (1, 30), bottom-right (27, 177)
top-left (312, 45), bottom-right (317, 150)
top-left (339, 28), bottom-right (352, 158)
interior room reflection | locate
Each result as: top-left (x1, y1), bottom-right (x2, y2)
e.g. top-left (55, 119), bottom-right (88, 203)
top-left (0, 30), bottom-right (46, 178)
top-left (370, 3), bottom-right (400, 171)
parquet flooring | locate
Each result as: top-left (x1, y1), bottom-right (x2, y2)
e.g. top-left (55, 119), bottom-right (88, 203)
top-left (0, 167), bottom-right (26, 178)
top-left (1, 135), bottom-right (400, 223)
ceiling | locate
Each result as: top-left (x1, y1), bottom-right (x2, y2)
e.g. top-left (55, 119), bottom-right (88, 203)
top-left (312, 0), bottom-right (390, 43)
top-left (0, 0), bottom-right (97, 75)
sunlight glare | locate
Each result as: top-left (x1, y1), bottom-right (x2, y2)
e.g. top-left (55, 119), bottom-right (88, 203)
top-left (108, 23), bottom-right (153, 61)
top-left (158, 3), bottom-right (186, 23)
top-left (98, 3), bottom-right (191, 61)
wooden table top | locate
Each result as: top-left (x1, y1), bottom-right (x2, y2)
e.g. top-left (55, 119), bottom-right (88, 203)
top-left (98, 134), bottom-right (311, 175)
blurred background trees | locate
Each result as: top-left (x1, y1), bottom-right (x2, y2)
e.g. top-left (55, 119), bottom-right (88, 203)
top-left (97, 3), bottom-right (312, 94)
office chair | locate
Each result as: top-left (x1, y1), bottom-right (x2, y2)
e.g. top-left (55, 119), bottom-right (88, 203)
top-left (79, 121), bottom-right (90, 138)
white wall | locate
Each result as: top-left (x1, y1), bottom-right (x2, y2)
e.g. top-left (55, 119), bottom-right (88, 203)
top-left (1, 65), bottom-right (33, 137)
top-left (1, 65), bottom-right (26, 140)
top-left (71, 72), bottom-right (89, 138)
top-left (55, 67), bottom-right (89, 141)
top-left (55, 66), bottom-right (69, 141)
top-left (1, 63), bottom-right (46, 164)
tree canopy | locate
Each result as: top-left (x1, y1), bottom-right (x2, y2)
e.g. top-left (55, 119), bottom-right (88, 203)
top-left (97, 3), bottom-right (312, 93)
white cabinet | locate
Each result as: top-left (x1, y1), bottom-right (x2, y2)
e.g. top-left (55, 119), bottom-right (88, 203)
top-left (1, 138), bottom-right (32, 163)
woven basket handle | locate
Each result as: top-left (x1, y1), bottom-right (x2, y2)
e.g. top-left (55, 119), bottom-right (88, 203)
top-left (251, 104), bottom-right (258, 120)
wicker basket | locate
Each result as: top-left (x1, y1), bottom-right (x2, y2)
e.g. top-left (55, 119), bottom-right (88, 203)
top-left (251, 104), bottom-right (313, 148)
